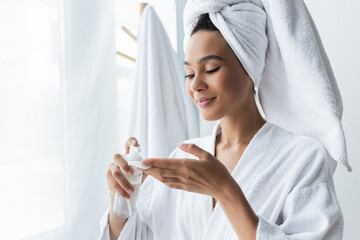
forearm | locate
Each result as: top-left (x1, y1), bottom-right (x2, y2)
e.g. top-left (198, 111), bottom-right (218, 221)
top-left (217, 177), bottom-right (258, 240)
top-left (109, 191), bottom-right (128, 240)
top-left (108, 173), bottom-right (148, 240)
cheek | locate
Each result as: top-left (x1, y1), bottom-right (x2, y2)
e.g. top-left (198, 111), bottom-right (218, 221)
top-left (217, 72), bottom-right (246, 102)
top-left (215, 71), bottom-right (236, 93)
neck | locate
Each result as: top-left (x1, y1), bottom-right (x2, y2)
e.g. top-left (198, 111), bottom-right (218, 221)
top-left (218, 97), bottom-right (266, 149)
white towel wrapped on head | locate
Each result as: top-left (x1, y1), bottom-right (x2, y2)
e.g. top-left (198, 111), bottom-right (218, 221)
top-left (183, 0), bottom-right (351, 173)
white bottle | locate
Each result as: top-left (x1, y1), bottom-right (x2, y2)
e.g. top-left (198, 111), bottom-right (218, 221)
top-left (112, 145), bottom-right (145, 218)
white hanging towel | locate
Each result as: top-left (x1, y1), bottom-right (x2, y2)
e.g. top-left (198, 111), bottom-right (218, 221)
top-left (128, 5), bottom-right (199, 159)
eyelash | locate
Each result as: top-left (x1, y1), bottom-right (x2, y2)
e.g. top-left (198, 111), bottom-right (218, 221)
top-left (185, 66), bottom-right (221, 80)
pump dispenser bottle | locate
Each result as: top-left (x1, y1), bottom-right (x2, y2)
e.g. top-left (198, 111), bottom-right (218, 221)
top-left (112, 145), bottom-right (145, 218)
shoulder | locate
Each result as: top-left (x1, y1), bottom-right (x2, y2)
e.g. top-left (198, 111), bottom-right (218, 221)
top-left (270, 122), bottom-right (328, 161)
top-left (269, 123), bottom-right (333, 189)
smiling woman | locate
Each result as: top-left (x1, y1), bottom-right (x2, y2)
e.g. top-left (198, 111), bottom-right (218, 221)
top-left (100, 0), bottom-right (350, 239)
top-left (184, 18), bottom-right (257, 122)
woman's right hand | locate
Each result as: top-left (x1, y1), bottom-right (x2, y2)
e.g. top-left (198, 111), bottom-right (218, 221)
top-left (106, 137), bottom-right (140, 199)
top-left (107, 138), bottom-right (142, 239)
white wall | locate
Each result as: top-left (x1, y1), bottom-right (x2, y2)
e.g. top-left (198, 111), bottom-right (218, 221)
top-left (177, 0), bottom-right (360, 238)
top-left (304, 1), bottom-right (360, 239)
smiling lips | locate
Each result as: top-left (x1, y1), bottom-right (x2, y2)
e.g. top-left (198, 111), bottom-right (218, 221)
top-left (196, 97), bottom-right (216, 108)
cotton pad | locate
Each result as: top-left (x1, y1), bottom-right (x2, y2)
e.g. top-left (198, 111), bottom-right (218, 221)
top-left (125, 145), bottom-right (151, 170)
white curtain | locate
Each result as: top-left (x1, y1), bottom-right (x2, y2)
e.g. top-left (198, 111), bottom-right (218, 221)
top-left (0, 0), bottom-right (119, 239)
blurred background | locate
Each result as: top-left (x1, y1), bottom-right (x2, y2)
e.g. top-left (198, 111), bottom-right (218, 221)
top-left (0, 0), bottom-right (358, 239)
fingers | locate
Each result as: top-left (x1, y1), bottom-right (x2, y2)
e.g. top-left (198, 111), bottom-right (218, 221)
top-left (141, 158), bottom-right (187, 169)
top-left (113, 153), bottom-right (134, 176)
top-left (110, 163), bottom-right (135, 193)
top-left (107, 162), bottom-right (134, 199)
top-left (145, 167), bottom-right (182, 179)
top-left (106, 165), bottom-right (131, 199)
top-left (107, 171), bottom-right (130, 198)
top-left (178, 143), bottom-right (211, 159)
top-left (106, 136), bottom-right (139, 199)
top-left (144, 167), bottom-right (196, 190)
top-left (125, 137), bottom-right (139, 154)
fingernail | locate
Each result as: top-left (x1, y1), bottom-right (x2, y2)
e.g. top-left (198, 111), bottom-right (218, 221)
top-left (132, 139), bottom-right (137, 144)
top-left (179, 143), bottom-right (186, 148)
top-left (129, 187), bottom-right (134, 193)
top-left (128, 170), bottom-right (134, 176)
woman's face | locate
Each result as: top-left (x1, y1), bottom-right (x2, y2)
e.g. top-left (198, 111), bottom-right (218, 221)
top-left (184, 30), bottom-right (254, 121)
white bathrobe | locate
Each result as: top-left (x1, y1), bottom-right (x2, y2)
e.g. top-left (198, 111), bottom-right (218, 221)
top-left (98, 121), bottom-right (343, 239)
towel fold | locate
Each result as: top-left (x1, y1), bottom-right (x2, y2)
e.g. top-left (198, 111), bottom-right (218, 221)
top-left (183, 0), bottom-right (351, 173)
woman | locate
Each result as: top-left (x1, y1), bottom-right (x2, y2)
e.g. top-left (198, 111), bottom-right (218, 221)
top-left (99, 1), bottom-right (349, 239)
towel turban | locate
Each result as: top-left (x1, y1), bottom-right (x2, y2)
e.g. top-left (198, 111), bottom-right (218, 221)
top-left (183, 0), bottom-right (352, 173)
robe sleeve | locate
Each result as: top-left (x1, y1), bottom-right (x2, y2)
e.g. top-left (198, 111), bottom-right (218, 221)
top-left (97, 181), bottom-right (155, 240)
top-left (256, 146), bottom-right (343, 240)
top-left (97, 206), bottom-right (154, 240)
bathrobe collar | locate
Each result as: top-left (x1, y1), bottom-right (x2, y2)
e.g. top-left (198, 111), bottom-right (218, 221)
top-left (208, 120), bottom-right (271, 174)
top-left (200, 120), bottom-right (272, 240)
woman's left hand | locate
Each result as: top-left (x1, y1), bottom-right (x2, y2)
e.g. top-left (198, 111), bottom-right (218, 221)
top-left (139, 143), bottom-right (232, 199)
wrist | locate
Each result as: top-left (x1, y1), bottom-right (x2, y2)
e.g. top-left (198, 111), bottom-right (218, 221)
top-left (215, 174), bottom-right (238, 202)
top-left (216, 175), bottom-right (259, 237)
top-left (109, 203), bottom-right (128, 239)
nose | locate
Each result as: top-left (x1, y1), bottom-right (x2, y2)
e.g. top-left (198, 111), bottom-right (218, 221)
top-left (190, 74), bottom-right (207, 92)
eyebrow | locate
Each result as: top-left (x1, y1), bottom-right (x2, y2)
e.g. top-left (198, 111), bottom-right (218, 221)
top-left (183, 55), bottom-right (224, 66)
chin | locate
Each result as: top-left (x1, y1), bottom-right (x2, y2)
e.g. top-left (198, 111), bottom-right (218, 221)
top-left (199, 111), bottom-right (223, 122)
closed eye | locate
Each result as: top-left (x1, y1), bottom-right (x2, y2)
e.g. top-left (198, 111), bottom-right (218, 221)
top-left (206, 66), bottom-right (221, 74)
top-left (185, 67), bottom-right (220, 80)
top-left (185, 74), bottom-right (195, 80)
